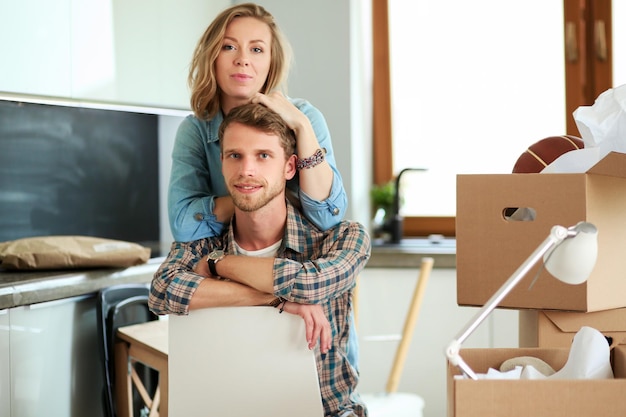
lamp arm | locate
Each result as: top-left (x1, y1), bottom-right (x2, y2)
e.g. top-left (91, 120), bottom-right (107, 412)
top-left (445, 225), bottom-right (569, 379)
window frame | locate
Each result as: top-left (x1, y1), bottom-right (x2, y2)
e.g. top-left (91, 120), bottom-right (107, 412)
top-left (372, 0), bottom-right (613, 237)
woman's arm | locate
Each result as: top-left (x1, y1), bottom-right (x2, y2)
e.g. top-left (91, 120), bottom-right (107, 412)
top-left (253, 93), bottom-right (349, 230)
top-left (167, 116), bottom-right (233, 241)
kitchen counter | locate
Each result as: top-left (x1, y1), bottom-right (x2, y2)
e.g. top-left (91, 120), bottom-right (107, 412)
top-left (0, 257), bottom-right (165, 309)
top-left (0, 238), bottom-right (455, 309)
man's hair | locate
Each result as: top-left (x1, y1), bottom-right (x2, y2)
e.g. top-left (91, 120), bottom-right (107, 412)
top-left (219, 103), bottom-right (296, 158)
top-left (188, 3), bottom-right (293, 120)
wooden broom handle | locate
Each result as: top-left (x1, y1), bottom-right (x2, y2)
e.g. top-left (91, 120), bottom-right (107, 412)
top-left (385, 257), bottom-right (434, 393)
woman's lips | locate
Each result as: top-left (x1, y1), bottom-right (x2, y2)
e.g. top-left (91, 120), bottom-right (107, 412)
top-left (232, 73), bottom-right (252, 82)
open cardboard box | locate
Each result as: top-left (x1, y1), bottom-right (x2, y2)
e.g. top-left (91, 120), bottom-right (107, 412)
top-left (519, 309), bottom-right (626, 348)
top-left (456, 151), bottom-right (626, 312)
top-left (447, 345), bottom-right (626, 417)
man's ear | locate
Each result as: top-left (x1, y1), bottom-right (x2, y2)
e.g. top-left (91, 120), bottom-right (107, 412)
top-left (285, 154), bottom-right (297, 180)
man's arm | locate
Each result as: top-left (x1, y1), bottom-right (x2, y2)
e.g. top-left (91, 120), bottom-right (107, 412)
top-left (189, 277), bottom-right (275, 309)
top-left (275, 221), bottom-right (371, 304)
top-left (194, 253), bottom-right (331, 353)
top-left (149, 240), bottom-right (275, 315)
top-left (203, 256), bottom-right (275, 293)
top-left (202, 222), bottom-right (371, 305)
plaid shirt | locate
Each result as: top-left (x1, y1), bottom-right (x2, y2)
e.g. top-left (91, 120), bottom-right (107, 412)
top-left (149, 200), bottom-right (371, 416)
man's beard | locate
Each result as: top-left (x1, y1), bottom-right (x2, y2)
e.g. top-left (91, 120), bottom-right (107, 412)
top-left (230, 179), bottom-right (285, 212)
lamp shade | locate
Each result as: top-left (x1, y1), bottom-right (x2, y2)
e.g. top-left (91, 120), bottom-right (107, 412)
top-left (543, 222), bottom-right (598, 285)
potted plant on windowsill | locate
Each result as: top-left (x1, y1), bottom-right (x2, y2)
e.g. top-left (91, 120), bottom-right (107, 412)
top-left (370, 181), bottom-right (395, 239)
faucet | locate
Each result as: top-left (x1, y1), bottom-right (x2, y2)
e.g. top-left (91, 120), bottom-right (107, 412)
top-left (383, 167), bottom-right (427, 244)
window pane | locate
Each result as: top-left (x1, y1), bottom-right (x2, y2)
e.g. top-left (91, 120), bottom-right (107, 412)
top-left (389, 1), bottom-right (565, 216)
top-left (615, 1), bottom-right (626, 87)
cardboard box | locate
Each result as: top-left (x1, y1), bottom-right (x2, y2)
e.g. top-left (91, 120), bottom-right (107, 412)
top-left (447, 346), bottom-right (626, 417)
top-left (519, 309), bottom-right (626, 348)
top-left (456, 151), bottom-right (626, 312)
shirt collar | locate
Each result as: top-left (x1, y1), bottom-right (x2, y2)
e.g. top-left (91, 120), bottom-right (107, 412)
top-left (223, 199), bottom-right (307, 255)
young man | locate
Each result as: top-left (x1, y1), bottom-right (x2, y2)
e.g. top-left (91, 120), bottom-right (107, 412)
top-left (149, 103), bottom-right (371, 416)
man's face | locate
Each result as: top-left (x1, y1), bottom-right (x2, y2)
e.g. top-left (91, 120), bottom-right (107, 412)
top-left (221, 122), bottom-right (295, 212)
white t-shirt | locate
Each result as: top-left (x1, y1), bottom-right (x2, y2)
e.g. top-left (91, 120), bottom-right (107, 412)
top-left (234, 239), bottom-right (282, 258)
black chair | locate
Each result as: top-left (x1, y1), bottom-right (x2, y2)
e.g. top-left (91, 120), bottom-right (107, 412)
top-left (96, 284), bottom-right (159, 417)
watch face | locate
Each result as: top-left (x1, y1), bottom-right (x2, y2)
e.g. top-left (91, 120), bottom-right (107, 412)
top-left (208, 250), bottom-right (225, 260)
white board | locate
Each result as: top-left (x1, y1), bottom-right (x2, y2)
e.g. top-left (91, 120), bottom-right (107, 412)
top-left (169, 306), bottom-right (324, 417)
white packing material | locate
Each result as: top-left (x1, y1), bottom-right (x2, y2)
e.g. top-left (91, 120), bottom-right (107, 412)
top-left (543, 84), bottom-right (626, 173)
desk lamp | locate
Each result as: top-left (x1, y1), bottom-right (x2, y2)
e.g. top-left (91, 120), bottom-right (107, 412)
top-left (445, 221), bottom-right (598, 380)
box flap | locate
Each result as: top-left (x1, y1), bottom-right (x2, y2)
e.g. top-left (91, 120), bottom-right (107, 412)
top-left (543, 309), bottom-right (626, 333)
top-left (448, 347), bottom-right (626, 417)
top-left (586, 151), bottom-right (626, 178)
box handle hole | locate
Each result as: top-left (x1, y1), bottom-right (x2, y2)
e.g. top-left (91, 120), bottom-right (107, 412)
top-left (503, 207), bottom-right (536, 221)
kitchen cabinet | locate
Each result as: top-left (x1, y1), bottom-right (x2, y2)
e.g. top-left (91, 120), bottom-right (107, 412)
top-left (7, 296), bottom-right (104, 417)
top-left (0, 0), bottom-right (229, 109)
top-left (0, 0), bottom-right (72, 98)
top-left (0, 309), bottom-right (9, 417)
top-left (0, 257), bottom-right (160, 417)
top-left (356, 267), bottom-right (519, 417)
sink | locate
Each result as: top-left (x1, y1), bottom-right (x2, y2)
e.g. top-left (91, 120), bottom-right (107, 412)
top-left (369, 235), bottom-right (457, 268)
top-left (372, 236), bottom-right (456, 253)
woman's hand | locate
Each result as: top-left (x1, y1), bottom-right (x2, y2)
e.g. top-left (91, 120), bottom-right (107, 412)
top-left (252, 91), bottom-right (307, 133)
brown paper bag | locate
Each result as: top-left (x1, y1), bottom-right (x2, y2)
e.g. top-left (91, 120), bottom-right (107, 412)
top-left (0, 235), bottom-right (151, 270)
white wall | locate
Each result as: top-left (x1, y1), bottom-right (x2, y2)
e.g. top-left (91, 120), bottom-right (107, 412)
top-left (158, 115), bottom-right (186, 244)
top-left (244, 0), bottom-right (373, 226)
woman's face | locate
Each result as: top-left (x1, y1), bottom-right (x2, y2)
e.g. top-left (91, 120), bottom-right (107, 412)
top-left (216, 17), bottom-right (272, 113)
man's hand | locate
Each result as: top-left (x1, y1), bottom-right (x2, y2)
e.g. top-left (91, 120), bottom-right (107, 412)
top-left (193, 256), bottom-right (211, 277)
top-left (281, 302), bottom-right (331, 354)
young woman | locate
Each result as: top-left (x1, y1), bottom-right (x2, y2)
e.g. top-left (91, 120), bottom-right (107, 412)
top-left (168, 2), bottom-right (347, 242)
top-left (168, 3), bottom-right (358, 370)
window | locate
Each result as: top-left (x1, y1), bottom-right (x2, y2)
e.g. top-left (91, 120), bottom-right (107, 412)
top-left (373, 0), bottom-right (618, 236)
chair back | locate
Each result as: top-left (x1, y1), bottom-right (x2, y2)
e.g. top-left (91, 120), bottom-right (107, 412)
top-left (169, 306), bottom-right (324, 417)
top-left (96, 284), bottom-right (158, 417)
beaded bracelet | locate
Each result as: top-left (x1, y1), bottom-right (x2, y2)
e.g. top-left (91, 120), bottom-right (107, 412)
top-left (268, 297), bottom-right (283, 308)
top-left (296, 148), bottom-right (325, 170)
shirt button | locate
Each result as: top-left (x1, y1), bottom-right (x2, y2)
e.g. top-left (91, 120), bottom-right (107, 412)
top-left (194, 213), bottom-right (203, 221)
top-left (332, 208), bottom-right (340, 215)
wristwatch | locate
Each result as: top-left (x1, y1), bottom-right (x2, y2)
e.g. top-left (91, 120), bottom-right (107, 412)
top-left (207, 250), bottom-right (226, 277)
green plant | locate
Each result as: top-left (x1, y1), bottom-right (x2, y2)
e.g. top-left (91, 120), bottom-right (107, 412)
top-left (370, 181), bottom-right (395, 210)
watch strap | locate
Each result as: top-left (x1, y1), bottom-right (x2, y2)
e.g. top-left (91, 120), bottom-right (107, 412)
top-left (208, 256), bottom-right (219, 276)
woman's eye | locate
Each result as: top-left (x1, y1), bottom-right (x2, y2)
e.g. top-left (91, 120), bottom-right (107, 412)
top-left (252, 47), bottom-right (263, 54)
top-left (222, 44), bottom-right (235, 51)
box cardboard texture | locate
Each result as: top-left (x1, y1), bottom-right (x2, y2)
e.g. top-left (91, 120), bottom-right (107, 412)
top-left (447, 346), bottom-right (626, 417)
top-left (456, 152), bottom-right (626, 312)
top-left (519, 309), bottom-right (626, 348)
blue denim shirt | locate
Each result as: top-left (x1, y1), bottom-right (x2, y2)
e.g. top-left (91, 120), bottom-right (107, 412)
top-left (168, 97), bottom-right (348, 242)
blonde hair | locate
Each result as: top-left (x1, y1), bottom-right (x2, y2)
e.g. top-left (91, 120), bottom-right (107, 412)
top-left (219, 103), bottom-right (296, 158)
top-left (188, 3), bottom-right (293, 120)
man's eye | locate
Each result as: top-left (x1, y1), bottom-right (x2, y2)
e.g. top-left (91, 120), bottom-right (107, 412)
top-left (260, 153), bottom-right (269, 159)
top-left (228, 153), bottom-right (240, 159)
